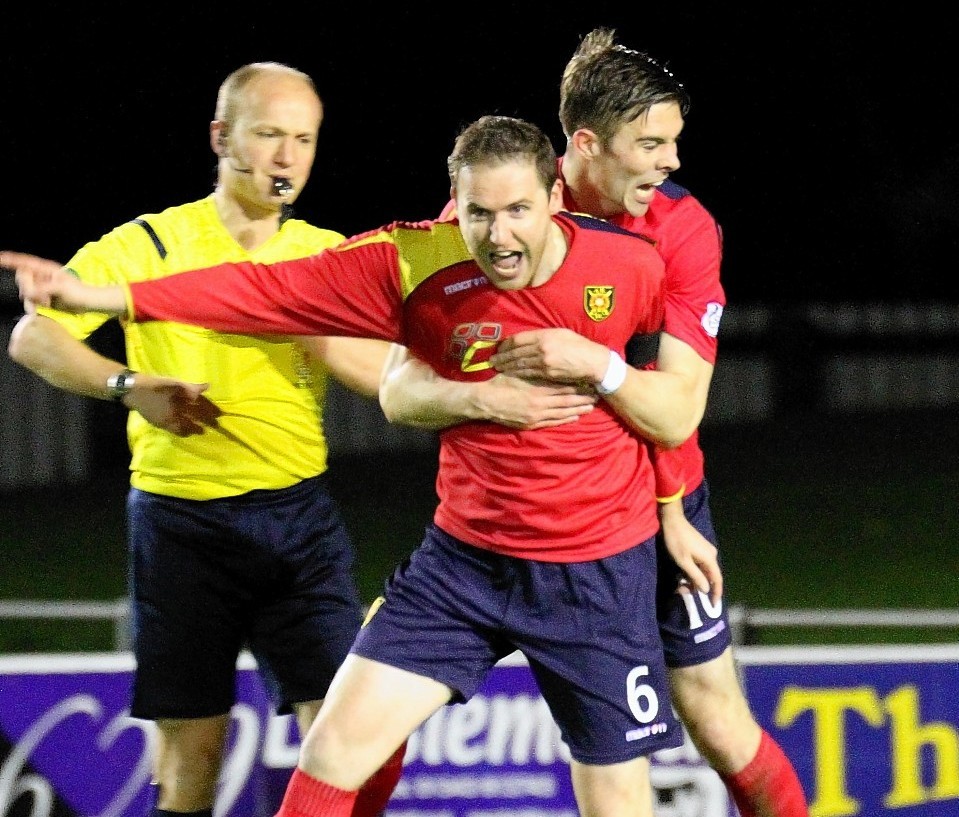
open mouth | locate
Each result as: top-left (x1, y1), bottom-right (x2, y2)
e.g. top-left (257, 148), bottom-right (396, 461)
top-left (272, 177), bottom-right (294, 197)
top-left (489, 250), bottom-right (522, 272)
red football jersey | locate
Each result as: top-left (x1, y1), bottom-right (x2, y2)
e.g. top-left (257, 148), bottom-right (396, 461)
top-left (129, 212), bottom-right (666, 561)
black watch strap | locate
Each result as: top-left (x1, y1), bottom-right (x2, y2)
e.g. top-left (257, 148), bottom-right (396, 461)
top-left (106, 368), bottom-right (137, 402)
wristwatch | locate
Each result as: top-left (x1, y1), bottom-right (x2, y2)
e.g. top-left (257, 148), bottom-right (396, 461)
top-left (106, 368), bottom-right (137, 402)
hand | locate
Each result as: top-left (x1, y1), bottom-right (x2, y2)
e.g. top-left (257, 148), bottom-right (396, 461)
top-left (659, 500), bottom-right (723, 605)
top-left (0, 250), bottom-right (125, 315)
top-left (491, 328), bottom-right (609, 387)
top-left (473, 373), bottom-right (597, 429)
top-left (1, 251), bottom-right (67, 313)
top-left (125, 375), bottom-right (221, 437)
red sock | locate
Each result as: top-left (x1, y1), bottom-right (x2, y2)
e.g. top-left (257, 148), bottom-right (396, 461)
top-left (721, 730), bottom-right (809, 817)
top-left (350, 742), bottom-right (407, 817)
top-left (276, 767), bottom-right (357, 817)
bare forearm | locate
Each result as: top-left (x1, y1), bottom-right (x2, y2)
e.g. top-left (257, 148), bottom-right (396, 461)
top-left (381, 341), bottom-right (599, 431)
top-left (604, 366), bottom-right (705, 448)
top-left (658, 496), bottom-right (722, 602)
top-left (8, 314), bottom-right (125, 400)
top-left (302, 336), bottom-right (391, 400)
top-left (380, 353), bottom-right (478, 429)
top-left (601, 332), bottom-right (714, 447)
top-left (40, 276), bottom-right (127, 316)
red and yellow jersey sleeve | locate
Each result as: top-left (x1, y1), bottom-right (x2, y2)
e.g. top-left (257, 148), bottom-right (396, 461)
top-left (650, 443), bottom-right (686, 503)
top-left (129, 220), bottom-right (473, 343)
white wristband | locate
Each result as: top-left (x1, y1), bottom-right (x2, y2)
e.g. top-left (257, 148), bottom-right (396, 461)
top-left (596, 350), bottom-right (627, 395)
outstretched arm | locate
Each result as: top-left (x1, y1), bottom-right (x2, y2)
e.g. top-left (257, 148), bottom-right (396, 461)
top-left (6, 239), bottom-right (403, 342)
top-left (1, 251), bottom-right (128, 316)
top-left (379, 344), bottom-right (597, 430)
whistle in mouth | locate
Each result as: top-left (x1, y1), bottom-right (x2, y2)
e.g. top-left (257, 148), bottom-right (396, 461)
top-left (273, 178), bottom-right (294, 197)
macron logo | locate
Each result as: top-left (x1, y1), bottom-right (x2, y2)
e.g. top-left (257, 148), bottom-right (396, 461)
top-left (444, 276), bottom-right (489, 296)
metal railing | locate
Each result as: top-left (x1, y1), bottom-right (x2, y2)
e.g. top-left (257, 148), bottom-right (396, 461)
top-left (0, 598), bottom-right (132, 650)
top-left (4, 598), bottom-right (959, 652)
top-left (727, 605), bottom-right (959, 645)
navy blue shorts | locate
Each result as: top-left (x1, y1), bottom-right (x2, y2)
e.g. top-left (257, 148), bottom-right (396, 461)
top-left (656, 479), bottom-right (732, 668)
top-left (352, 524), bottom-right (682, 765)
top-left (126, 474), bottom-right (363, 719)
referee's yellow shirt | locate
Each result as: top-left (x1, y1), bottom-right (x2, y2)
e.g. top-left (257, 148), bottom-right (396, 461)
top-left (39, 195), bottom-right (345, 500)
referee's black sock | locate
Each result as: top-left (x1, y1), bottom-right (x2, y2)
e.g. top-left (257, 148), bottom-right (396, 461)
top-left (153, 811), bottom-right (213, 816)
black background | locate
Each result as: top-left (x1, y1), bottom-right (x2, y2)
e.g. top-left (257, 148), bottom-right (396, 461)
top-left (2, 4), bottom-right (958, 309)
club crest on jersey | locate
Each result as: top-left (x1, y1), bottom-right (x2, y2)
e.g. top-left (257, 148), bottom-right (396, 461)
top-left (584, 286), bottom-right (615, 322)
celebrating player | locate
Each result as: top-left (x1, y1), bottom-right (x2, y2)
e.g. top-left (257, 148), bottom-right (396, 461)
top-left (378, 28), bottom-right (809, 817)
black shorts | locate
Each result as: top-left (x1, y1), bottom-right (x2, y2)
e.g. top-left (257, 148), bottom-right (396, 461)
top-left (352, 524), bottom-right (682, 764)
top-left (126, 474), bottom-right (363, 719)
top-left (656, 479), bottom-right (732, 668)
